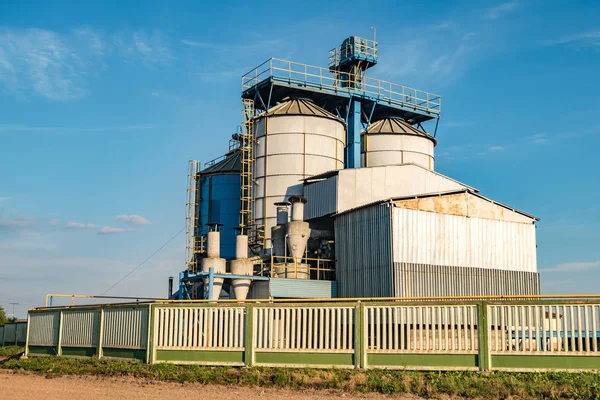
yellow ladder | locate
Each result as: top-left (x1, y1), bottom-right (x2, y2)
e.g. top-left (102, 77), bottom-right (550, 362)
top-left (186, 160), bottom-right (201, 273)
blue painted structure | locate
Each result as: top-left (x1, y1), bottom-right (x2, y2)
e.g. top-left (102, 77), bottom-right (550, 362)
top-left (197, 151), bottom-right (241, 261)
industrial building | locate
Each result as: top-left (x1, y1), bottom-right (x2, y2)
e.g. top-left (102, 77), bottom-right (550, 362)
top-left (176, 34), bottom-right (540, 300)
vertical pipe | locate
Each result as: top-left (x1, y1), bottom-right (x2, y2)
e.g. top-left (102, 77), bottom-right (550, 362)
top-left (346, 99), bottom-right (361, 168)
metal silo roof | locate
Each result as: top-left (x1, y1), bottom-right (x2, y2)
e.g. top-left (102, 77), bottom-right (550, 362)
top-left (367, 118), bottom-right (437, 145)
top-left (260, 98), bottom-right (342, 120)
top-left (201, 150), bottom-right (241, 174)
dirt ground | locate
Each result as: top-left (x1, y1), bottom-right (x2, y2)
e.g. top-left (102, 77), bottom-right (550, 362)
top-left (0, 369), bottom-right (417, 400)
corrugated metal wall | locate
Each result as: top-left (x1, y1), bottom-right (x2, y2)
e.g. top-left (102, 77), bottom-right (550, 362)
top-left (29, 312), bottom-right (59, 346)
top-left (393, 263), bottom-right (540, 297)
top-left (335, 203), bottom-right (393, 298)
top-left (392, 207), bottom-right (537, 272)
top-left (16, 323), bottom-right (27, 344)
top-left (62, 310), bottom-right (99, 347)
top-left (269, 279), bottom-right (337, 298)
top-left (102, 308), bottom-right (148, 349)
top-left (304, 176), bottom-right (338, 220)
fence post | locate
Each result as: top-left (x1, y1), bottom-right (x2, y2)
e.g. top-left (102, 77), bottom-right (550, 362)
top-left (245, 304), bottom-right (254, 366)
top-left (355, 301), bottom-right (366, 369)
top-left (97, 308), bottom-right (104, 359)
top-left (24, 313), bottom-right (31, 357)
top-left (57, 311), bottom-right (63, 356)
top-left (477, 302), bottom-right (491, 371)
top-left (146, 304), bottom-right (155, 364)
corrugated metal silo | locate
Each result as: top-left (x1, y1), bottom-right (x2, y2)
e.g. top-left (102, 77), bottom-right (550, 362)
top-left (197, 150), bottom-right (241, 260)
top-left (362, 118), bottom-right (436, 170)
top-left (253, 98), bottom-right (345, 246)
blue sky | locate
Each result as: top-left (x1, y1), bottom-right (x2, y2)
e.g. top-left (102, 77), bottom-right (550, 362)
top-left (1, 0), bottom-right (599, 317)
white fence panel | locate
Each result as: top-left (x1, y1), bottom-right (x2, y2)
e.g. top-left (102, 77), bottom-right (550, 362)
top-left (489, 304), bottom-right (600, 354)
top-left (254, 306), bottom-right (355, 352)
top-left (155, 306), bottom-right (245, 350)
top-left (365, 305), bottom-right (478, 353)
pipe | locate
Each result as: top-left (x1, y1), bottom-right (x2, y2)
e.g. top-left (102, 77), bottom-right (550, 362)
top-left (274, 201), bottom-right (290, 225)
top-left (231, 233), bottom-right (253, 300)
top-left (289, 196), bottom-right (307, 221)
top-left (202, 224), bottom-right (226, 300)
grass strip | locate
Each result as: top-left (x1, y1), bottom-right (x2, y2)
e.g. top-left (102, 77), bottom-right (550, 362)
top-left (1, 355), bottom-right (599, 399)
top-left (0, 346), bottom-right (24, 357)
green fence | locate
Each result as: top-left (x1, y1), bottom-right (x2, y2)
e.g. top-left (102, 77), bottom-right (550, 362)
top-left (25, 299), bottom-right (600, 371)
top-left (1, 322), bottom-right (27, 346)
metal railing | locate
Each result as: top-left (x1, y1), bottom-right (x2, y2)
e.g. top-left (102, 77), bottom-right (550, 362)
top-left (155, 306), bottom-right (245, 350)
top-left (489, 304), bottom-right (600, 354)
top-left (252, 255), bottom-right (336, 280)
top-left (242, 58), bottom-right (441, 115)
top-left (365, 305), bottom-right (478, 353)
top-left (24, 297), bottom-right (600, 371)
top-left (329, 36), bottom-right (378, 68)
top-left (254, 306), bottom-right (354, 352)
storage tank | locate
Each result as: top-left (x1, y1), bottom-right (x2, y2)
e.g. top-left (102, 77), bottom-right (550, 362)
top-left (253, 98), bottom-right (345, 247)
top-left (362, 118), bottom-right (436, 170)
top-left (196, 150), bottom-right (241, 260)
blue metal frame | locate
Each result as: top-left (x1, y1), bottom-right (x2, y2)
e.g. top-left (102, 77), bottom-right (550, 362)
top-left (179, 269), bottom-right (270, 300)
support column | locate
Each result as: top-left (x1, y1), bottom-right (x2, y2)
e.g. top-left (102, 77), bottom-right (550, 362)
top-left (346, 99), bottom-right (362, 168)
top-left (178, 271), bottom-right (185, 300)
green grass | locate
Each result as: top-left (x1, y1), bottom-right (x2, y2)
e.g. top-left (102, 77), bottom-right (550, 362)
top-left (0, 346), bottom-right (24, 356)
top-left (1, 355), bottom-right (600, 399)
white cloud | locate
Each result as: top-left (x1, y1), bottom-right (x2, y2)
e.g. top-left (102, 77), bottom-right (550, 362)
top-left (0, 27), bottom-right (174, 101)
top-left (530, 134), bottom-right (551, 145)
top-left (66, 221), bottom-right (97, 229)
top-left (115, 31), bottom-right (173, 66)
top-left (0, 216), bottom-right (36, 229)
top-left (484, 2), bottom-right (519, 20)
top-left (0, 28), bottom-right (90, 101)
top-left (116, 214), bottom-right (151, 225)
top-left (549, 31), bottom-right (600, 48)
top-left (98, 226), bottom-right (130, 234)
top-left (48, 219), bottom-right (60, 226)
top-left (540, 261), bottom-right (600, 273)
top-left (488, 145), bottom-right (505, 152)
top-left (181, 39), bottom-right (218, 49)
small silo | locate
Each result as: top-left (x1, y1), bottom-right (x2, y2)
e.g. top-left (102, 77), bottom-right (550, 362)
top-left (196, 150), bottom-right (241, 260)
top-left (362, 118), bottom-right (436, 170)
top-left (253, 98), bottom-right (345, 247)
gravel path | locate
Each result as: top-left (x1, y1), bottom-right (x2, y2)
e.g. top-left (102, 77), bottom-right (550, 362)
top-left (0, 369), bottom-right (417, 399)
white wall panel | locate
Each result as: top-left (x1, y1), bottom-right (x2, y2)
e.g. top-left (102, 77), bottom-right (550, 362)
top-left (392, 207), bottom-right (537, 272)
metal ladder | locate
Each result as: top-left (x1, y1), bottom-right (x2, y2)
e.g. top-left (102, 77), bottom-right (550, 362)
top-left (186, 160), bottom-right (203, 273)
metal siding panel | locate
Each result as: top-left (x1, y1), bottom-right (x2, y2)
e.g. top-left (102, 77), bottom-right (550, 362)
top-left (198, 173), bottom-right (240, 260)
top-left (62, 310), bottom-right (99, 347)
top-left (103, 307), bottom-right (148, 349)
top-left (269, 279), bottom-right (337, 298)
top-left (393, 263), bottom-right (540, 297)
top-left (16, 323), bottom-right (27, 343)
top-left (304, 175), bottom-right (338, 220)
top-left (28, 312), bottom-right (60, 346)
top-left (392, 207), bottom-right (537, 273)
top-left (335, 203), bottom-right (393, 298)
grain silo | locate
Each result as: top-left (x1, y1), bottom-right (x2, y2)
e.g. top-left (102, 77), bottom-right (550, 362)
top-left (252, 98), bottom-right (345, 248)
top-left (362, 117), bottom-right (436, 170)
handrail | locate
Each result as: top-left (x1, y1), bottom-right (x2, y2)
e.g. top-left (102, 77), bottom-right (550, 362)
top-left (37, 293), bottom-right (600, 309)
top-left (242, 58), bottom-right (441, 115)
